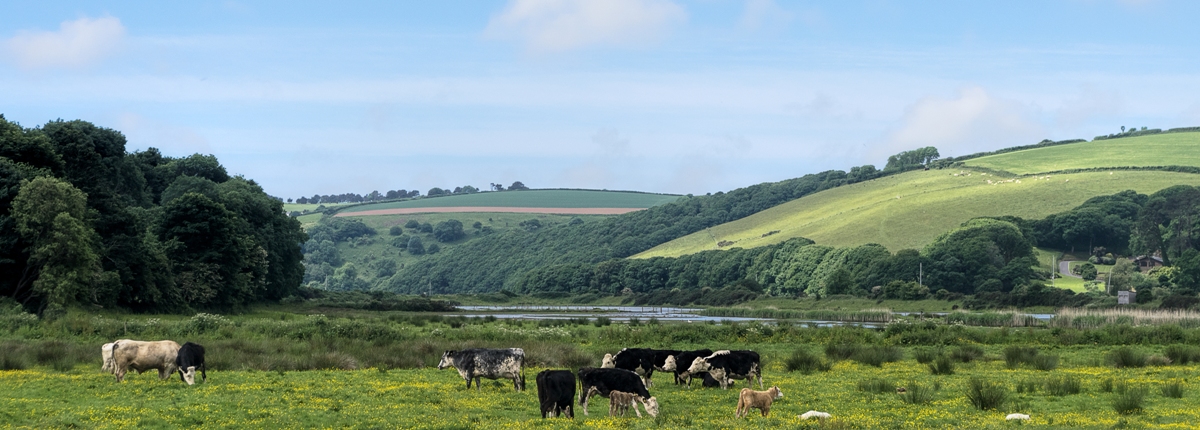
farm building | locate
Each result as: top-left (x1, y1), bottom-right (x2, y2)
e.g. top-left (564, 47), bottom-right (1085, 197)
top-left (1118, 290), bottom-right (1136, 305)
top-left (1132, 255), bottom-right (1164, 272)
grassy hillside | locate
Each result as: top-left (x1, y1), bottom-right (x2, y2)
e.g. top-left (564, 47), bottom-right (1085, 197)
top-left (638, 169), bottom-right (1200, 257)
top-left (963, 132), bottom-right (1200, 175)
top-left (337, 189), bottom-right (679, 214)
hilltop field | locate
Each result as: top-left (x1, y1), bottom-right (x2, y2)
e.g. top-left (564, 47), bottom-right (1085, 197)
top-left (637, 132), bottom-right (1200, 258)
top-left (336, 189), bottom-right (680, 216)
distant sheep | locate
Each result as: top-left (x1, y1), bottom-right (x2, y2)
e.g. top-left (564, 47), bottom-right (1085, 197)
top-left (735, 386), bottom-right (783, 418)
top-left (1006, 413), bottom-right (1030, 421)
top-left (799, 410), bottom-right (831, 420)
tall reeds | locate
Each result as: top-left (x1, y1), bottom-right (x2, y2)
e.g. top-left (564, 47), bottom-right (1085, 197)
top-left (699, 308), bottom-right (893, 323)
top-left (1054, 308), bottom-right (1200, 329)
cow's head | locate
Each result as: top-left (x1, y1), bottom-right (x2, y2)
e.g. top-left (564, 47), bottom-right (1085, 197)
top-left (661, 355), bottom-right (676, 371)
top-left (181, 366), bottom-right (198, 385)
top-left (437, 351), bottom-right (455, 370)
top-left (771, 386), bottom-right (783, 399)
top-left (686, 356), bottom-right (710, 375)
top-left (600, 353), bottom-right (615, 368)
top-left (642, 396), bottom-right (659, 417)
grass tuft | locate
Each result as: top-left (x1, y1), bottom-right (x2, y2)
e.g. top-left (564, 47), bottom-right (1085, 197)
top-left (785, 348), bottom-right (832, 374)
top-left (1109, 347), bottom-right (1147, 368)
top-left (857, 378), bottom-right (895, 394)
top-left (965, 377), bottom-right (1008, 411)
top-left (928, 355), bottom-right (955, 375)
top-left (1112, 386), bottom-right (1146, 415)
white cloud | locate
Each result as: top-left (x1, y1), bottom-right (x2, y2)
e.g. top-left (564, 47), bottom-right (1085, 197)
top-left (738, 0), bottom-right (792, 31)
top-left (886, 87), bottom-right (1045, 158)
top-left (4, 16), bottom-right (127, 71)
top-left (1054, 85), bottom-right (1124, 127)
top-left (116, 112), bottom-right (213, 155)
top-left (485, 0), bottom-right (686, 53)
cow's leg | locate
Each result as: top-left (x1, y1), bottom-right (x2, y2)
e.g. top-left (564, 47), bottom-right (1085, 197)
top-left (475, 377), bottom-right (482, 391)
top-left (201, 364), bottom-right (207, 383)
top-left (632, 400), bottom-right (643, 418)
top-left (761, 404), bottom-right (769, 417)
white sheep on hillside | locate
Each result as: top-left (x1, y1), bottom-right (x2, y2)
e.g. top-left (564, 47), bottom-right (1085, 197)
top-left (799, 410), bottom-right (832, 420)
top-left (1006, 413), bottom-right (1030, 421)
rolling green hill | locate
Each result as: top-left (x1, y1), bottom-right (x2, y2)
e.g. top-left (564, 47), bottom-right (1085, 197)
top-left (638, 132), bottom-right (1200, 258)
top-left (963, 132), bottom-right (1200, 175)
top-left (336, 189), bottom-right (679, 214)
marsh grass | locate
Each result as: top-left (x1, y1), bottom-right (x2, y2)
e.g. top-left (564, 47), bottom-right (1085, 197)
top-left (824, 344), bottom-right (902, 367)
top-left (950, 345), bottom-right (984, 363)
top-left (1055, 308), bottom-right (1200, 329)
top-left (1161, 381), bottom-right (1185, 399)
top-left (1109, 347), bottom-right (1147, 368)
top-left (965, 377), bottom-right (1008, 411)
top-left (900, 381), bottom-right (936, 405)
top-left (1044, 375), bottom-right (1082, 396)
top-left (784, 348), bottom-right (832, 374)
top-left (857, 378), bottom-right (895, 394)
top-left (928, 355), bottom-right (955, 375)
top-left (913, 347), bottom-right (940, 364)
top-left (1164, 344), bottom-right (1200, 365)
top-left (1112, 385), bottom-right (1147, 415)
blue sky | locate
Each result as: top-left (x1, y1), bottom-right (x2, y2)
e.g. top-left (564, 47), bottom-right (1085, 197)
top-left (3, 1), bottom-right (1200, 199)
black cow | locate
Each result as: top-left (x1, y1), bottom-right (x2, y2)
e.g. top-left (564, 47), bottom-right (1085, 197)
top-left (601, 348), bottom-right (656, 387)
top-left (437, 348), bottom-right (525, 391)
top-left (175, 342), bottom-right (207, 385)
top-left (577, 367), bottom-right (659, 417)
top-left (661, 349), bottom-right (713, 387)
top-left (650, 349), bottom-right (681, 384)
top-left (685, 350), bottom-right (762, 390)
top-left (536, 370), bottom-right (575, 418)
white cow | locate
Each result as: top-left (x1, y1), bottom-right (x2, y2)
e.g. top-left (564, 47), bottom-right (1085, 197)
top-left (111, 340), bottom-right (181, 382)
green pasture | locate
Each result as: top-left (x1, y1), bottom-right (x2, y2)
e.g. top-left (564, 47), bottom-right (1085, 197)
top-left (4, 349), bottom-right (1198, 429)
top-left (283, 202), bottom-right (348, 213)
top-left (337, 189), bottom-right (680, 214)
top-left (637, 169), bottom-right (1200, 258)
top-left (963, 132), bottom-right (1200, 175)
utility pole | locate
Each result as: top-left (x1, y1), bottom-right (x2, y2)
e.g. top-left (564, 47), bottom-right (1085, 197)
top-left (918, 262), bottom-right (923, 287)
top-left (1051, 256), bottom-right (1056, 288)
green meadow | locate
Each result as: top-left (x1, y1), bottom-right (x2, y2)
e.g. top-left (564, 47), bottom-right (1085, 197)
top-left (637, 169), bottom-right (1200, 257)
top-left (338, 189), bottom-right (680, 214)
top-left (964, 132), bottom-right (1200, 175)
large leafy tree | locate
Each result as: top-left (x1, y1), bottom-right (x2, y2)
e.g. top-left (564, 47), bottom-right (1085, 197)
top-left (10, 177), bottom-right (103, 310)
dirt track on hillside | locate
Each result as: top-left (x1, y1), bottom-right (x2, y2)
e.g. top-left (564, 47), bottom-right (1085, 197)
top-left (335, 207), bottom-right (646, 217)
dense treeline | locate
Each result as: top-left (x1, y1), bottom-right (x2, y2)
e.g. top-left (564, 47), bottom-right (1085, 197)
top-left (0, 115), bottom-right (305, 314)
top-left (384, 165), bottom-right (915, 294)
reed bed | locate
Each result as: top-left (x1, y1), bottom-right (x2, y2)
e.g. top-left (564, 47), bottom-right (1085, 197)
top-left (699, 307), bottom-right (894, 323)
top-left (1053, 308), bottom-right (1200, 329)
top-left (944, 311), bottom-right (1043, 327)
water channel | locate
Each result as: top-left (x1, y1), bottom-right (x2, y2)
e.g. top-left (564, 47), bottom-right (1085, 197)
top-left (452, 306), bottom-right (1055, 328)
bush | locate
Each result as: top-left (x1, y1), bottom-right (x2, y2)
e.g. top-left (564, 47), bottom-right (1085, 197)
top-left (1003, 346), bottom-right (1038, 369)
top-left (900, 381), bottom-right (936, 405)
top-left (950, 345), bottom-right (984, 363)
top-left (913, 347), bottom-right (939, 364)
top-left (1109, 347), bottom-right (1147, 368)
top-left (1112, 386), bottom-right (1146, 415)
top-left (1164, 344), bottom-right (1200, 365)
top-left (1100, 378), bottom-right (1114, 393)
top-left (851, 345), bottom-right (903, 367)
top-left (785, 349), bottom-right (832, 374)
top-left (388, 226), bottom-right (403, 236)
top-left (857, 378), bottom-right (895, 394)
top-left (1162, 381), bottom-right (1185, 399)
top-left (593, 317), bottom-right (611, 327)
top-left (825, 344), bottom-right (860, 361)
top-left (1147, 354), bottom-right (1172, 366)
top-left (928, 355), bottom-right (955, 375)
top-left (965, 377), bottom-right (1008, 411)
top-left (1029, 354), bottom-right (1059, 371)
top-left (1045, 375), bottom-right (1082, 396)
top-left (1016, 378), bottom-right (1039, 394)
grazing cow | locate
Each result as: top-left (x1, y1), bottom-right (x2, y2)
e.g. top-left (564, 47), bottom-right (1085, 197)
top-left (536, 370), bottom-right (575, 418)
top-left (650, 349), bottom-right (681, 385)
top-left (100, 339), bottom-right (133, 374)
top-left (601, 348), bottom-right (657, 387)
top-left (800, 410), bottom-right (832, 420)
top-left (175, 342), bottom-right (207, 385)
top-left (437, 348), bottom-right (525, 392)
top-left (577, 367), bottom-right (659, 417)
top-left (661, 349), bottom-right (713, 387)
top-left (686, 350), bottom-right (762, 390)
top-left (111, 340), bottom-right (181, 382)
top-left (735, 386), bottom-right (784, 418)
top-left (607, 390), bottom-right (649, 418)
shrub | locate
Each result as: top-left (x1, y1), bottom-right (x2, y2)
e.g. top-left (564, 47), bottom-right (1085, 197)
top-left (965, 377), bottom-right (1008, 411)
top-left (1029, 354), bottom-right (1059, 371)
top-left (1016, 379), bottom-right (1039, 394)
top-left (913, 347), bottom-right (939, 364)
top-left (851, 345), bottom-right (903, 367)
top-left (593, 317), bottom-right (611, 327)
top-left (388, 226), bottom-right (403, 236)
top-left (1003, 346), bottom-right (1038, 369)
top-left (1147, 354), bottom-right (1172, 366)
top-left (785, 349), bottom-right (832, 374)
top-left (1112, 386), bottom-right (1146, 415)
top-left (1109, 347), bottom-right (1147, 368)
top-left (825, 344), bottom-right (860, 361)
top-left (857, 378), bottom-right (895, 394)
top-left (900, 381), bottom-right (936, 405)
top-left (1162, 381), bottom-right (1185, 399)
top-left (950, 345), bottom-right (984, 363)
top-left (928, 355), bottom-right (955, 375)
top-left (1100, 378), bottom-right (1114, 393)
top-left (1045, 375), bottom-right (1082, 396)
top-left (1165, 344), bottom-right (1200, 365)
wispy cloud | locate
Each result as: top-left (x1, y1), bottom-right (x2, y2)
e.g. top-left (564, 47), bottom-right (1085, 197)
top-left (738, 0), bottom-right (793, 32)
top-left (886, 87), bottom-right (1045, 157)
top-left (485, 0), bottom-right (686, 53)
top-left (4, 16), bottom-right (127, 71)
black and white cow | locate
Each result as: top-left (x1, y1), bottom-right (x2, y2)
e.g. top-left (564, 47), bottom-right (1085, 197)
top-left (600, 348), bottom-right (656, 387)
top-left (437, 348), bottom-right (526, 392)
top-left (577, 367), bottom-right (659, 417)
top-left (175, 342), bottom-right (207, 385)
top-left (535, 370), bottom-right (575, 418)
top-left (686, 350), bottom-right (762, 390)
top-left (661, 348), bottom-right (713, 387)
top-left (650, 349), bottom-right (681, 385)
